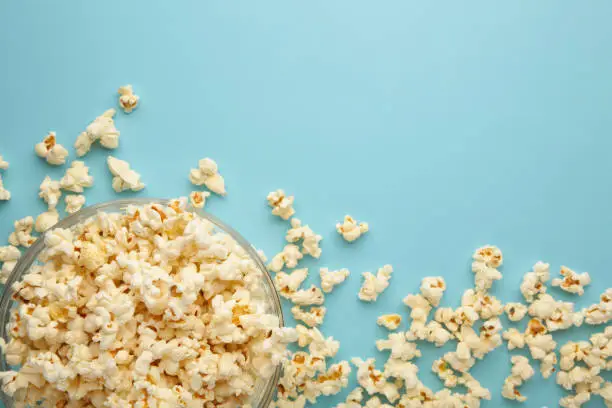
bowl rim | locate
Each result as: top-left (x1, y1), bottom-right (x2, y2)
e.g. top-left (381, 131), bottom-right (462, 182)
top-left (0, 198), bottom-right (283, 407)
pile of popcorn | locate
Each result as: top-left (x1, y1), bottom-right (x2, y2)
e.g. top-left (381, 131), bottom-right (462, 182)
top-left (0, 85), bottom-right (611, 408)
top-left (0, 200), bottom-right (294, 407)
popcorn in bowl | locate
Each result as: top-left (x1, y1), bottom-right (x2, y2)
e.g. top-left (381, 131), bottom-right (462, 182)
top-left (0, 199), bottom-right (286, 408)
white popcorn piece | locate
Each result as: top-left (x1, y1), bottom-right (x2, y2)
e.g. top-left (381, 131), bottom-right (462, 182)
top-left (38, 176), bottom-right (62, 209)
top-left (290, 285), bottom-right (325, 306)
top-left (472, 245), bottom-right (503, 291)
top-left (75, 109), bottom-right (120, 156)
top-left (425, 321), bottom-right (453, 347)
top-left (351, 358), bottom-right (400, 402)
top-left (376, 314), bottom-right (402, 331)
top-left (582, 288), bottom-right (612, 325)
top-left (64, 194), bottom-right (85, 214)
top-left (520, 261), bottom-right (550, 303)
top-left (296, 325), bottom-right (339, 358)
top-left (117, 85), bottom-right (139, 113)
top-left (189, 190), bottom-right (210, 209)
top-left (559, 392), bottom-right (591, 408)
top-left (336, 387), bottom-right (364, 408)
top-left (286, 218), bottom-right (322, 258)
top-left (268, 244), bottom-right (303, 272)
top-left (358, 264), bottom-right (393, 302)
top-left (501, 355), bottom-right (534, 402)
top-left (0, 155), bottom-right (8, 170)
top-left (291, 306), bottom-right (326, 327)
top-left (376, 332), bottom-right (421, 361)
top-left (443, 342), bottom-right (475, 373)
top-left (383, 358), bottom-right (418, 393)
top-left (458, 372), bottom-right (491, 401)
top-left (364, 396), bottom-right (394, 408)
top-left (107, 156), bottom-right (145, 192)
top-left (8, 216), bottom-right (36, 248)
top-left (503, 328), bottom-right (526, 350)
top-left (34, 209), bottom-right (59, 233)
top-left (274, 268), bottom-right (308, 299)
top-left (420, 276), bottom-right (446, 307)
top-left (267, 189), bottom-right (295, 220)
top-left (0, 245), bottom-right (21, 284)
top-left (528, 294), bottom-right (583, 332)
top-left (189, 158), bottom-right (226, 196)
top-left (34, 132), bottom-right (69, 166)
top-left (304, 361), bottom-right (351, 402)
top-left (319, 267), bottom-right (350, 293)
top-left (0, 175), bottom-right (10, 201)
top-left (403, 294), bottom-right (432, 340)
top-left (432, 358), bottom-right (458, 387)
top-left (552, 266), bottom-right (591, 296)
top-left (336, 215), bottom-right (369, 242)
top-left (60, 161), bottom-right (94, 193)
top-left (504, 302), bottom-right (528, 322)
top-left (461, 289), bottom-right (504, 319)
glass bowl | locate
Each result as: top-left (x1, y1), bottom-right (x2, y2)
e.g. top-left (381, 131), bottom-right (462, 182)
top-left (0, 198), bottom-right (283, 408)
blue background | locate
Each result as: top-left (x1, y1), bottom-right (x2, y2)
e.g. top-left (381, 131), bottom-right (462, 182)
top-left (1, 1), bottom-right (611, 406)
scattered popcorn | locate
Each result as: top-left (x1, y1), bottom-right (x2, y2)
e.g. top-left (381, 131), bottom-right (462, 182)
top-left (376, 314), bottom-right (402, 331)
top-left (74, 109), bottom-right (120, 156)
top-left (552, 266), bottom-right (591, 296)
top-left (0, 245), bottom-right (21, 284)
top-left (290, 285), bottom-right (325, 306)
top-left (189, 158), bottom-right (226, 196)
top-left (0, 175), bottom-right (10, 201)
top-left (420, 276), bottom-right (446, 307)
top-left (286, 218), bottom-right (322, 258)
top-left (60, 161), bottom-right (94, 193)
top-left (34, 209), bottom-right (59, 233)
top-left (64, 194), bottom-right (85, 214)
top-left (0, 155), bottom-right (8, 170)
top-left (359, 265), bottom-right (393, 302)
top-left (117, 85), bottom-right (139, 113)
top-left (267, 189), bottom-right (295, 220)
top-left (461, 289), bottom-right (503, 319)
top-left (38, 176), bottom-right (62, 209)
top-left (274, 268), bottom-right (308, 299)
top-left (336, 215), bottom-right (369, 242)
top-left (472, 245), bottom-right (503, 291)
top-left (425, 321), bottom-right (453, 347)
top-left (268, 244), bottom-right (303, 272)
top-left (8, 216), bottom-right (36, 248)
top-left (189, 190), bottom-right (210, 209)
top-left (504, 302), bottom-right (528, 322)
top-left (582, 288), bottom-right (612, 325)
top-left (34, 132), bottom-right (69, 166)
top-left (291, 306), bottom-right (326, 327)
top-left (520, 261), bottom-right (550, 303)
top-left (320, 267), bottom-right (350, 293)
top-left (376, 332), bottom-right (421, 361)
top-left (351, 358), bottom-right (400, 402)
top-left (501, 355), bottom-right (534, 402)
top-left (107, 156), bottom-right (145, 192)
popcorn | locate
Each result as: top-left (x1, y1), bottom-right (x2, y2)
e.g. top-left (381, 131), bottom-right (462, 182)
top-left (75, 109), bottom-right (120, 156)
top-left (8, 216), bottom-right (36, 247)
top-left (383, 358), bottom-right (419, 392)
top-left (304, 361), bottom-right (351, 402)
top-left (189, 158), bottom-right (226, 196)
top-left (403, 294), bottom-right (431, 340)
top-left (432, 359), bottom-right (458, 387)
top-left (34, 132), bottom-right (69, 166)
top-left (376, 332), bottom-right (421, 361)
top-left (582, 288), bottom-right (612, 325)
top-left (267, 189), bottom-right (295, 220)
top-left (290, 285), bottom-right (325, 306)
top-left (364, 396), bottom-right (394, 408)
top-left (60, 161), bottom-right (94, 193)
top-left (557, 366), bottom-right (601, 391)
top-left (39, 176), bottom-right (62, 209)
top-left (336, 387), bottom-right (364, 408)
top-left (336, 215), bottom-right (369, 242)
top-left (274, 268), bottom-right (308, 298)
top-left (286, 218), bottom-right (322, 258)
top-left (559, 392), bottom-right (591, 408)
top-left (64, 194), bottom-right (85, 214)
top-left (117, 85), bottom-right (139, 113)
top-left (472, 245), bottom-right (503, 291)
top-left (424, 321), bottom-right (453, 347)
top-left (0, 175), bottom-right (9, 201)
top-left (501, 356), bottom-right (534, 402)
top-left (358, 264), bottom-right (393, 302)
top-left (552, 266), bottom-right (591, 296)
top-left (461, 289), bottom-right (503, 319)
top-left (458, 372), bottom-right (491, 401)
top-left (351, 358), bottom-right (400, 402)
top-left (319, 267), bottom-right (350, 293)
top-left (504, 302), bottom-right (528, 322)
top-left (35, 209), bottom-right (59, 233)
top-left (420, 276), bottom-right (446, 306)
top-left (268, 244), bottom-right (303, 272)
top-left (376, 314), bottom-right (402, 331)
top-left (291, 306), bottom-right (326, 327)
top-left (296, 325), bottom-right (339, 358)
top-left (0, 245), bottom-right (21, 284)
top-left (503, 328), bottom-right (525, 350)
top-left (107, 156), bottom-right (145, 192)
top-left (520, 261), bottom-right (550, 303)
top-left (443, 342), bottom-right (475, 373)
top-left (189, 190), bottom-right (210, 209)
top-left (0, 155), bottom-right (8, 169)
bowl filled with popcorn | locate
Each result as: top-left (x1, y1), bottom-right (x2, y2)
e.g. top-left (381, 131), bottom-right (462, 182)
top-left (0, 198), bottom-right (290, 408)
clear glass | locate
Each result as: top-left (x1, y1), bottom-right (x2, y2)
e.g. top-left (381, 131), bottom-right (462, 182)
top-left (0, 198), bottom-right (283, 408)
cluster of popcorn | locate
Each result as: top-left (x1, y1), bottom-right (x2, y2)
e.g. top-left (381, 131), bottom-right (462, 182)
top-left (0, 201), bottom-right (294, 407)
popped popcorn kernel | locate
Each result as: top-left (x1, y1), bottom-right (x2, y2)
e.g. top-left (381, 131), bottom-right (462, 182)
top-left (189, 190), bottom-right (210, 209)
top-left (268, 244), bottom-right (303, 272)
top-left (60, 161), bottom-right (94, 193)
top-left (107, 156), bottom-right (145, 192)
top-left (520, 261), bottom-right (550, 303)
top-left (504, 302), bottom-right (528, 322)
top-left (376, 314), bottom-right (402, 331)
top-left (0, 245), bottom-right (21, 284)
top-left (34, 209), bottom-right (59, 233)
top-left (501, 355), bottom-right (534, 402)
top-left (0, 175), bottom-right (9, 201)
top-left (472, 245), bottom-right (503, 291)
top-left (287, 218), bottom-right (322, 258)
top-left (552, 266), bottom-right (591, 296)
top-left (8, 216), bottom-right (36, 248)
top-left (117, 84), bottom-right (140, 113)
top-left (34, 132), bottom-right (69, 165)
top-left (64, 194), bottom-right (85, 214)
top-left (75, 109), bottom-right (120, 156)
top-left (336, 215), bottom-right (369, 242)
top-left (189, 157), bottom-right (226, 196)
top-left (291, 285), bottom-right (325, 306)
top-left (267, 189), bottom-right (295, 220)
top-left (319, 267), bottom-right (350, 293)
top-left (38, 176), bottom-right (62, 210)
top-left (582, 288), bottom-right (612, 325)
top-left (291, 306), bottom-right (326, 327)
top-left (359, 265), bottom-right (393, 302)
top-left (420, 276), bottom-right (446, 307)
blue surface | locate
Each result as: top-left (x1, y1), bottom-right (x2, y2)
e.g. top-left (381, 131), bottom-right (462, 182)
top-left (1, 1), bottom-right (612, 407)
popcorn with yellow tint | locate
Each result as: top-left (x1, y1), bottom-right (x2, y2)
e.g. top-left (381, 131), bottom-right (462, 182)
top-left (267, 189), bottom-right (295, 220)
top-left (319, 267), bottom-right (350, 293)
top-left (117, 85), bottom-right (139, 113)
top-left (74, 109), bottom-right (120, 156)
top-left (189, 158), bottom-right (226, 196)
top-left (552, 266), bottom-right (591, 296)
top-left (34, 132), bottom-right (69, 165)
top-left (336, 215), bottom-right (368, 242)
top-left (376, 314), bottom-right (402, 331)
top-left (189, 190), bottom-right (210, 209)
top-left (359, 265), bottom-right (393, 302)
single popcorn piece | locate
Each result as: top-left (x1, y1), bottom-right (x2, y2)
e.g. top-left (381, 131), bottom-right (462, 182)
top-left (376, 333), bottom-right (421, 361)
top-left (34, 209), bottom-right (59, 233)
top-left (520, 261), bottom-right (550, 303)
top-left (267, 189), bottom-right (295, 220)
top-left (189, 157), bottom-right (226, 196)
top-left (60, 161), bottom-right (94, 192)
top-left (290, 285), bottom-right (325, 306)
top-left (582, 288), bottom-right (612, 325)
top-left (552, 266), bottom-right (591, 296)
top-left (403, 294), bottom-right (432, 341)
top-left (291, 306), bottom-right (326, 327)
top-left (117, 84), bottom-right (140, 113)
top-left (286, 218), bottom-right (322, 258)
top-left (504, 302), bottom-right (529, 322)
top-left (75, 109), bottom-right (120, 156)
top-left (472, 245), bottom-right (503, 291)
top-left (377, 314), bottom-right (402, 331)
top-left (268, 244), bottom-right (304, 272)
top-left (189, 190), bottom-right (210, 209)
top-left (0, 175), bottom-right (10, 201)
top-left (351, 358), bottom-right (400, 402)
top-left (501, 355), bottom-right (534, 402)
top-left (425, 321), bottom-right (453, 347)
top-left (0, 155), bottom-right (8, 170)
top-left (432, 359), bottom-right (458, 387)
top-left (319, 267), bottom-right (350, 293)
top-left (8, 216), bottom-right (36, 247)
top-left (0, 245), bottom-right (21, 284)
top-left (503, 328), bottom-right (526, 350)
top-left (107, 156), bottom-right (145, 192)
top-left (358, 264), bottom-right (393, 302)
top-left (64, 194), bottom-right (85, 214)
top-left (34, 132), bottom-right (69, 166)
top-left (420, 276), bottom-right (446, 307)
top-left (336, 387), bottom-right (364, 408)
top-left (336, 215), bottom-right (369, 242)
top-left (38, 176), bottom-right (62, 209)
